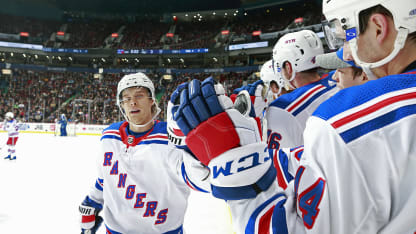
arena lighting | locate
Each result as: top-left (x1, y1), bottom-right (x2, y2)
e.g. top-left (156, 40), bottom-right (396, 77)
top-left (294, 17), bottom-right (304, 23)
top-left (2, 69), bottom-right (12, 75)
top-left (252, 30), bottom-right (261, 36)
top-left (57, 31), bottom-right (65, 36)
top-left (163, 74), bottom-right (172, 80)
top-left (23, 53), bottom-right (26, 58)
top-left (111, 33), bottom-right (119, 38)
top-left (20, 32), bottom-right (29, 37)
top-left (221, 30), bottom-right (230, 35)
top-left (213, 12), bottom-right (216, 15)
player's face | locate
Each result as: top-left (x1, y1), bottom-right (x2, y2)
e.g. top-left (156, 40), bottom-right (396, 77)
top-left (333, 67), bottom-right (367, 90)
top-left (270, 82), bottom-right (279, 94)
top-left (120, 87), bottom-right (154, 126)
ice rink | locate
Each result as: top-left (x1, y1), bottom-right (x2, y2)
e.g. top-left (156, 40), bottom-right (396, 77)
top-left (0, 132), bottom-right (235, 234)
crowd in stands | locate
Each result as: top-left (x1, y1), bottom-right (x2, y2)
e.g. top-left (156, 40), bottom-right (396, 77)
top-left (0, 2), bottom-right (321, 50)
top-left (117, 20), bottom-right (169, 49)
top-left (59, 19), bottom-right (123, 49)
top-left (0, 69), bottom-right (256, 125)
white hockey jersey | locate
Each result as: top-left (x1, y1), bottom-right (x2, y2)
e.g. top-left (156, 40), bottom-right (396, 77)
top-left (88, 120), bottom-right (208, 234)
top-left (3, 119), bottom-right (19, 137)
top-left (265, 74), bottom-right (337, 152)
top-left (226, 66), bottom-right (416, 234)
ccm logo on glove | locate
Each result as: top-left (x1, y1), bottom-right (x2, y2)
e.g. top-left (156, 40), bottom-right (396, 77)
top-left (212, 151), bottom-right (271, 179)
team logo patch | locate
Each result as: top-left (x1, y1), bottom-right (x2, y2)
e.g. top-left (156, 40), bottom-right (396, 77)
top-left (127, 136), bottom-right (134, 144)
top-left (410, 9), bottom-right (416, 16)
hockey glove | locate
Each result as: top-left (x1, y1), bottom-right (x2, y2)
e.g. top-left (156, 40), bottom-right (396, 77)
top-left (168, 82), bottom-right (211, 193)
top-left (173, 77), bottom-right (276, 200)
top-left (79, 196), bottom-right (103, 234)
top-left (230, 80), bottom-right (268, 118)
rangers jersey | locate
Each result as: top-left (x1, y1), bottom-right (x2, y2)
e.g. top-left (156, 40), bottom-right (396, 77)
top-left (3, 119), bottom-right (19, 138)
top-left (87, 120), bottom-right (206, 233)
top-left (227, 65), bottom-right (416, 234)
top-left (265, 74), bottom-right (337, 152)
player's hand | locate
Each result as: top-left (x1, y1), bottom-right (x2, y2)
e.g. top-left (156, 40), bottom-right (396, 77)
top-left (173, 77), bottom-right (275, 200)
top-left (79, 196), bottom-right (103, 234)
top-left (230, 80), bottom-right (268, 118)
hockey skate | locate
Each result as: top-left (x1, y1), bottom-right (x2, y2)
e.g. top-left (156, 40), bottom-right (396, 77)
top-left (4, 155), bottom-right (11, 160)
top-left (10, 156), bottom-right (16, 160)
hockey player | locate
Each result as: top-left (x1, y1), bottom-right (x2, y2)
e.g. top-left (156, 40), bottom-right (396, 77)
top-left (259, 59), bottom-right (290, 103)
top-left (316, 48), bottom-right (368, 90)
top-left (170, 0), bottom-right (416, 233)
top-left (79, 72), bottom-right (209, 234)
top-left (58, 114), bottom-right (67, 136)
top-left (265, 30), bottom-right (338, 152)
top-left (3, 112), bottom-right (19, 160)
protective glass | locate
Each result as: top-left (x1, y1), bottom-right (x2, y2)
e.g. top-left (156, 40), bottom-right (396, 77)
top-left (322, 20), bottom-right (345, 50)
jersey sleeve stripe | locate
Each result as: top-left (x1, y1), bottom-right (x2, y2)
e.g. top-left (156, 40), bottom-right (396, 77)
top-left (286, 85), bottom-right (325, 112)
top-left (246, 193), bottom-right (287, 234)
top-left (331, 91), bottom-right (416, 129)
top-left (95, 178), bottom-right (104, 191)
top-left (101, 135), bottom-right (122, 141)
top-left (180, 163), bottom-right (209, 193)
top-left (340, 104), bottom-right (416, 143)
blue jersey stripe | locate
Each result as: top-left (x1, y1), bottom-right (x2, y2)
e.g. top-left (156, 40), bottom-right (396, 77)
top-left (272, 198), bottom-right (289, 234)
top-left (138, 140), bottom-right (168, 145)
top-left (292, 86), bottom-right (335, 116)
top-left (340, 104), bottom-right (416, 143)
top-left (95, 180), bottom-right (103, 191)
top-left (101, 135), bottom-right (121, 141)
top-left (181, 163), bottom-right (209, 193)
top-left (278, 150), bottom-right (294, 183)
top-left (246, 193), bottom-right (286, 234)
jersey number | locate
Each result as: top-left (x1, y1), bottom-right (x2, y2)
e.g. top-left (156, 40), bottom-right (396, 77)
top-left (267, 130), bottom-right (282, 150)
top-left (295, 166), bottom-right (325, 229)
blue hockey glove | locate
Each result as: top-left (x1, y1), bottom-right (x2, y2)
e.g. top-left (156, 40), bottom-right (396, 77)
top-left (173, 77), bottom-right (275, 200)
top-left (230, 80), bottom-right (268, 118)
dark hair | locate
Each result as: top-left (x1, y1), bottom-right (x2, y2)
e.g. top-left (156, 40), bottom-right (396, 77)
top-left (351, 67), bottom-right (363, 79)
top-left (359, 5), bottom-right (416, 42)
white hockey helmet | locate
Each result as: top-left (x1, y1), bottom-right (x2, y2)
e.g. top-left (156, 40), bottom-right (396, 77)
top-left (272, 30), bottom-right (324, 83)
top-left (116, 72), bottom-right (160, 127)
top-left (260, 59), bottom-right (288, 96)
top-left (5, 112), bottom-right (14, 120)
top-left (322, 0), bottom-right (416, 79)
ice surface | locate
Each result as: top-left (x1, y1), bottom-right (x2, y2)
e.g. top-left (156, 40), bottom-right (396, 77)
top-left (0, 133), bottom-right (234, 234)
